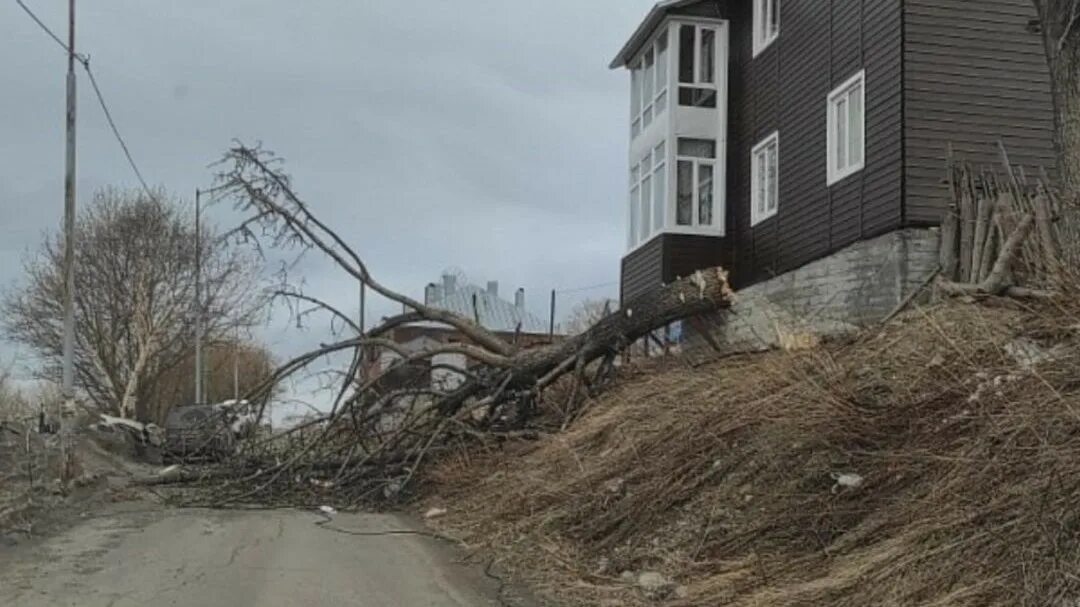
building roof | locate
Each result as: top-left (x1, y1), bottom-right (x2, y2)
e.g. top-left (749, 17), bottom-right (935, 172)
top-left (609, 0), bottom-right (701, 69)
top-left (429, 283), bottom-right (548, 335)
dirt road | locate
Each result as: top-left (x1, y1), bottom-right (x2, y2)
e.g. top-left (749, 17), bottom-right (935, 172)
top-left (0, 507), bottom-right (522, 606)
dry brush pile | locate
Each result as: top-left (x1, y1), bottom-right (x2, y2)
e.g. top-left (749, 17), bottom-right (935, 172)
top-left (424, 298), bottom-right (1080, 607)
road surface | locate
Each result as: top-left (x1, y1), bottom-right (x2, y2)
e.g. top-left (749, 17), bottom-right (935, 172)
top-left (0, 507), bottom-right (522, 606)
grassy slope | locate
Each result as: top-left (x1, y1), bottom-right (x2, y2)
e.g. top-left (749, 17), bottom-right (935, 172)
top-left (425, 301), bottom-right (1080, 606)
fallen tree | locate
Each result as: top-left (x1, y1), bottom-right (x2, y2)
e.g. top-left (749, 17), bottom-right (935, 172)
top-left (164, 144), bottom-right (733, 506)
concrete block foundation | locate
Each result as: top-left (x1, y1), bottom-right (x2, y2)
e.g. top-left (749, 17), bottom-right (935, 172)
top-left (690, 228), bottom-right (941, 354)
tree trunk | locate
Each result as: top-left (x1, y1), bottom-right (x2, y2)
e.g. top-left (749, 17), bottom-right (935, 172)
top-left (1044, 18), bottom-right (1080, 196)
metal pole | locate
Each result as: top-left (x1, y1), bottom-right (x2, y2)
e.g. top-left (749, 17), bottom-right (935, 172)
top-left (59, 0), bottom-right (77, 482)
top-left (358, 282), bottom-right (367, 379)
top-left (194, 189), bottom-right (203, 405)
top-left (359, 282), bottom-right (366, 334)
top-left (549, 289), bottom-right (556, 339)
top-left (232, 325), bottom-right (240, 402)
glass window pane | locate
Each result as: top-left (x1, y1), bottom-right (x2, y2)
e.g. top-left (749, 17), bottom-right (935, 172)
top-left (676, 160), bottom-right (693, 226)
top-left (655, 141), bottom-right (666, 167)
top-left (756, 153), bottom-right (766, 214)
top-left (656, 33), bottom-right (668, 94)
top-left (700, 29), bottom-right (716, 84)
top-left (679, 87), bottom-right (718, 108)
top-left (836, 98), bottom-right (847, 170)
top-left (643, 49), bottom-right (655, 106)
top-left (631, 164), bottom-right (640, 184)
top-left (643, 106), bottom-right (653, 128)
top-left (656, 90), bottom-right (667, 115)
top-left (641, 175), bottom-right (652, 240)
top-left (679, 25), bottom-right (695, 84)
top-left (849, 84), bottom-right (863, 165)
top-left (768, 143), bottom-right (778, 212)
top-left (632, 119), bottom-right (641, 138)
top-left (630, 186), bottom-right (640, 247)
top-left (654, 164), bottom-right (666, 230)
top-left (698, 163), bottom-right (714, 226)
top-left (678, 138), bottom-right (717, 159)
top-left (631, 67), bottom-right (642, 118)
top-left (641, 151), bottom-right (652, 172)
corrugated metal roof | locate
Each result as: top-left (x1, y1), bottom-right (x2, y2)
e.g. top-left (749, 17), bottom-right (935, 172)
top-left (609, 0), bottom-right (701, 69)
top-left (429, 284), bottom-right (548, 334)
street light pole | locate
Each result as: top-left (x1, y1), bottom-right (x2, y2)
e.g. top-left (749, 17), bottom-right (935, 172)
top-left (59, 0), bottom-right (78, 482)
top-left (194, 188), bottom-right (203, 406)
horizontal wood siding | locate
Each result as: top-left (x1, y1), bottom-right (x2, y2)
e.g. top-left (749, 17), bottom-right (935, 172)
top-left (903, 0), bottom-right (1056, 225)
top-left (663, 234), bottom-right (731, 283)
top-left (620, 234), bottom-right (730, 303)
top-left (728, 0), bottom-right (904, 287)
top-left (621, 235), bottom-right (664, 303)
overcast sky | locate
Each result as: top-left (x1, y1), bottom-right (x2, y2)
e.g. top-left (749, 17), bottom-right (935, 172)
top-left (0, 0), bottom-right (653, 408)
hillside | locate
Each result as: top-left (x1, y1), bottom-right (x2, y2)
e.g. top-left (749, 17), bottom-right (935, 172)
top-left (424, 299), bottom-right (1080, 606)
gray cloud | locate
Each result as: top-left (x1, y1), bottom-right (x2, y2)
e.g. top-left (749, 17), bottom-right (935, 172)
top-left (1, 0), bottom-right (652, 402)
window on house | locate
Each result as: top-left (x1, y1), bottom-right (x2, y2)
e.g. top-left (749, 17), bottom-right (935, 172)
top-left (751, 132), bottom-right (779, 226)
top-left (678, 25), bottom-right (719, 109)
top-left (656, 33), bottom-right (668, 114)
top-left (631, 64), bottom-right (642, 137)
top-left (675, 138), bottom-right (717, 228)
top-left (640, 151), bottom-right (653, 241)
top-left (628, 144), bottom-right (669, 249)
top-left (827, 71), bottom-right (865, 185)
top-left (630, 33), bottom-right (670, 139)
top-left (753, 0), bottom-right (780, 57)
top-left (653, 141), bottom-right (666, 231)
top-left (642, 49), bottom-right (655, 129)
top-left (629, 164), bottom-right (640, 248)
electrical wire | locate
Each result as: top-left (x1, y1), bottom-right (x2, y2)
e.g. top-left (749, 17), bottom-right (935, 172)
top-left (15, 0), bottom-right (71, 56)
top-left (15, 0), bottom-right (159, 202)
top-left (82, 62), bottom-right (157, 199)
top-left (555, 281), bottom-right (619, 295)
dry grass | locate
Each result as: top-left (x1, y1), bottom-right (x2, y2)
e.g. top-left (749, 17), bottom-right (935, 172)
top-left (424, 299), bottom-right (1080, 606)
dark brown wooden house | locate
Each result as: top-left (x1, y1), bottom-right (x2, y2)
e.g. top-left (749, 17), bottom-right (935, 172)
top-left (613, 0), bottom-right (1056, 304)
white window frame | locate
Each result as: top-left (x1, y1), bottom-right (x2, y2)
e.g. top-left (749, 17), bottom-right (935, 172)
top-left (674, 138), bottom-right (718, 229)
top-left (753, 0), bottom-right (780, 57)
top-left (627, 142), bottom-right (669, 250)
top-left (677, 24), bottom-right (721, 108)
top-left (750, 132), bottom-right (779, 226)
top-left (630, 31), bottom-right (670, 139)
top-left (826, 70), bottom-right (866, 186)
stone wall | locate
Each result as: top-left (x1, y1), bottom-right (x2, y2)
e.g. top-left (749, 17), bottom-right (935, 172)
top-left (691, 229), bottom-right (940, 353)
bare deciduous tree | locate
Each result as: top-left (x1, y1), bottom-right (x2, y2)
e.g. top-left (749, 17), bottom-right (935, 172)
top-left (3, 188), bottom-right (264, 421)
top-left (148, 339), bottom-right (277, 424)
top-left (563, 298), bottom-right (617, 336)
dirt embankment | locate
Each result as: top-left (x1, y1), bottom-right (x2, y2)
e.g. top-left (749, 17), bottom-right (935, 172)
top-left (1, 420), bottom-right (157, 542)
top-left (423, 301), bottom-right (1080, 606)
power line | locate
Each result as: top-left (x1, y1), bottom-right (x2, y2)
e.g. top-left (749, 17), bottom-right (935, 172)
top-left (16, 0), bottom-right (158, 201)
top-left (82, 62), bottom-right (156, 198)
top-left (555, 281), bottom-right (619, 295)
top-left (15, 0), bottom-right (71, 56)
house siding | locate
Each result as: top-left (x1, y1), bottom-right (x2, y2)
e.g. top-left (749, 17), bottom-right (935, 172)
top-left (903, 0), bottom-right (1056, 225)
top-left (622, 234), bottom-right (730, 302)
top-left (621, 234), bottom-right (665, 303)
top-left (727, 0), bottom-right (905, 288)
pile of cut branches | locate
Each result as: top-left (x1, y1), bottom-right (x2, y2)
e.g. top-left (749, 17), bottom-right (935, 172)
top-left (938, 146), bottom-right (1065, 297)
top-left (157, 145), bottom-right (733, 508)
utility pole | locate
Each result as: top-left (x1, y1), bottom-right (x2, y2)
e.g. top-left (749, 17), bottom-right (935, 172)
top-left (549, 289), bottom-right (556, 339)
top-left (194, 188), bottom-right (203, 405)
top-left (59, 0), bottom-right (77, 483)
top-left (232, 325), bottom-right (240, 402)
